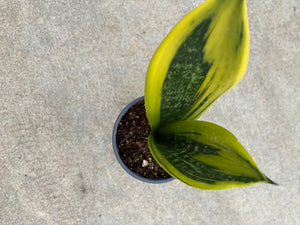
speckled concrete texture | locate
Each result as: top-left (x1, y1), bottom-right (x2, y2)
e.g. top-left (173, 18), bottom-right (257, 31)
top-left (0, 0), bottom-right (299, 224)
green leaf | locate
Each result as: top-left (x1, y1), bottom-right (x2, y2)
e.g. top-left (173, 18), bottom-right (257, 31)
top-left (148, 121), bottom-right (275, 190)
top-left (145, 0), bottom-right (249, 130)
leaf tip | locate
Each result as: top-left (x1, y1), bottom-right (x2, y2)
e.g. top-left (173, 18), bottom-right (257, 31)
top-left (265, 177), bottom-right (278, 186)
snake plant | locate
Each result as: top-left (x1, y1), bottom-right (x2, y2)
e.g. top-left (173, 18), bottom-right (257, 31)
top-left (144, 0), bottom-right (276, 190)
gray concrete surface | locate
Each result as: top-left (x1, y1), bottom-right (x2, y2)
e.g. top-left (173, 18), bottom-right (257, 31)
top-left (0, 0), bottom-right (299, 224)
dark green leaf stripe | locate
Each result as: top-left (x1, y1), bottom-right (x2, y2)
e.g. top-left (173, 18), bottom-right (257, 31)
top-left (154, 133), bottom-right (261, 184)
top-left (157, 0), bottom-right (249, 125)
top-left (159, 18), bottom-right (212, 124)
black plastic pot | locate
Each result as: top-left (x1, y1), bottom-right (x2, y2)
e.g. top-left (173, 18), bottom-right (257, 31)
top-left (112, 96), bottom-right (174, 183)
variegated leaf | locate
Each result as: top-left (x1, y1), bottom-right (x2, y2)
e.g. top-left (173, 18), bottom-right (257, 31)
top-left (145, 0), bottom-right (249, 130)
top-left (148, 121), bottom-right (275, 190)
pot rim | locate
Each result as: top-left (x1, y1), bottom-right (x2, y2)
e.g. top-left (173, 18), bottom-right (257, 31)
top-left (112, 96), bottom-right (174, 184)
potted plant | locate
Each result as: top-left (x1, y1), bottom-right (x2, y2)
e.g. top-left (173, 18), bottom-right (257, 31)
top-left (113, 0), bottom-right (276, 189)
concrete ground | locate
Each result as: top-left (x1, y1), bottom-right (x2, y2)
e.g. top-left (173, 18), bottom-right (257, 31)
top-left (0, 0), bottom-right (299, 224)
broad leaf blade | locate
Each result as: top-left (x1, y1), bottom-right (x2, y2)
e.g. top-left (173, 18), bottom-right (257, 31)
top-left (145, 0), bottom-right (249, 130)
top-left (148, 121), bottom-right (274, 190)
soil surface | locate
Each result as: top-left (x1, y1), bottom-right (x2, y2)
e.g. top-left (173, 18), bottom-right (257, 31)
top-left (116, 99), bottom-right (171, 180)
